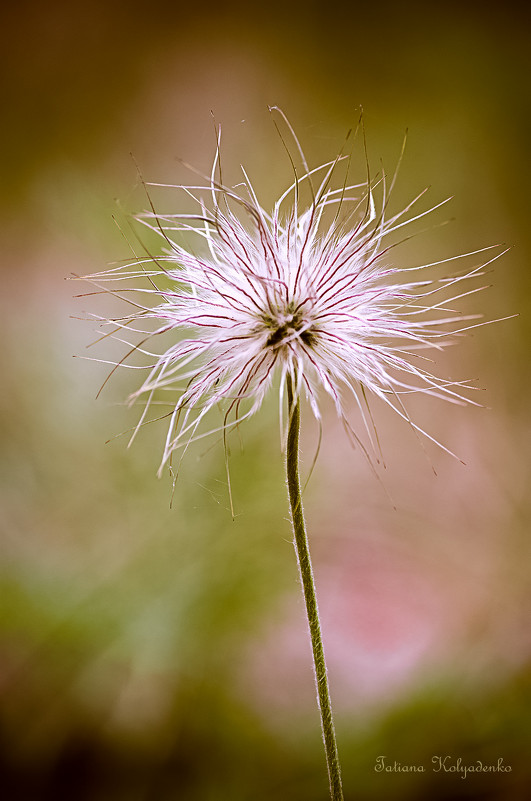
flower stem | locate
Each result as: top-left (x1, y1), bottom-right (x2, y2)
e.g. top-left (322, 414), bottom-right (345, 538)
top-left (286, 376), bottom-right (344, 801)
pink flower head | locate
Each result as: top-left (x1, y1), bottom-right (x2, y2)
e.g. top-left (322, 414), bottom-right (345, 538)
top-left (80, 111), bottom-right (503, 476)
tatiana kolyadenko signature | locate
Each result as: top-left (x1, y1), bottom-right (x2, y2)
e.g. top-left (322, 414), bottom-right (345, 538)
top-left (374, 755), bottom-right (512, 780)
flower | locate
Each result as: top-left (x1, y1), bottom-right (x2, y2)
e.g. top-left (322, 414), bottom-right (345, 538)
top-left (81, 111), bottom-right (501, 477)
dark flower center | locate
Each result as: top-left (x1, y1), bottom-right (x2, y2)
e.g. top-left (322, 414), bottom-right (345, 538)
top-left (262, 305), bottom-right (316, 349)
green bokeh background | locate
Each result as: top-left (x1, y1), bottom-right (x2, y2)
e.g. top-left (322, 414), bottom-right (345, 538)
top-left (1, 2), bottom-right (530, 799)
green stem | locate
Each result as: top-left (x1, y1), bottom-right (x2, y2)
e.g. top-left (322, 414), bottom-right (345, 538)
top-left (286, 375), bottom-right (344, 801)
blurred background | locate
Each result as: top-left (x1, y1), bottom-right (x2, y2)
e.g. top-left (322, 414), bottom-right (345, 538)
top-left (1, 1), bottom-right (530, 799)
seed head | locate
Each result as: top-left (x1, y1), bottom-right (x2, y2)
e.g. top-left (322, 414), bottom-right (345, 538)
top-left (79, 112), bottom-right (504, 477)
